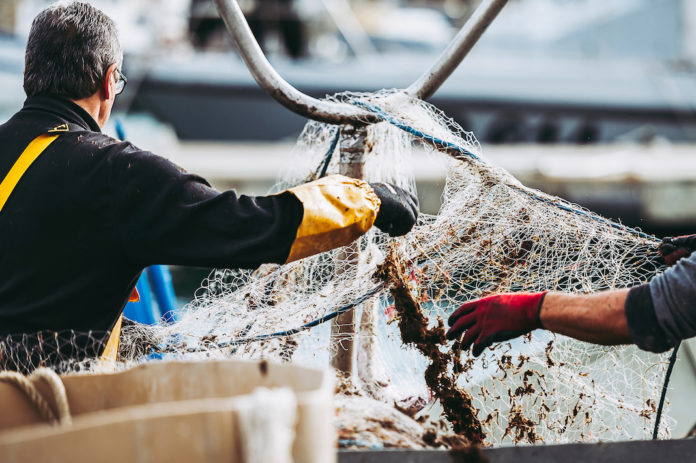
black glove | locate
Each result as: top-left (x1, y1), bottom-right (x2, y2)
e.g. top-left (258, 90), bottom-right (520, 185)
top-left (370, 183), bottom-right (419, 237)
top-left (658, 235), bottom-right (696, 266)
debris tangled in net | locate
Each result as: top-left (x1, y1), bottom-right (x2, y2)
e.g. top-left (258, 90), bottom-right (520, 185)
top-left (1, 90), bottom-right (673, 446)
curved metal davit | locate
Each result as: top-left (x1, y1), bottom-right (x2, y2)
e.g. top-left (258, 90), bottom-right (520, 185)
top-left (212, 0), bottom-right (379, 125)
top-left (212, 0), bottom-right (509, 125)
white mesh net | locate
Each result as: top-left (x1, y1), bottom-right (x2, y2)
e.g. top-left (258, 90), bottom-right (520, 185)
top-left (2, 90), bottom-right (673, 447)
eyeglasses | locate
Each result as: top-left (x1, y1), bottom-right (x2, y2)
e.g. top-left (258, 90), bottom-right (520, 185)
top-left (113, 68), bottom-right (127, 95)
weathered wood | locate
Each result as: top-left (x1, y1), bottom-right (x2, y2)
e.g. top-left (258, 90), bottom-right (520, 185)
top-left (0, 360), bottom-right (335, 463)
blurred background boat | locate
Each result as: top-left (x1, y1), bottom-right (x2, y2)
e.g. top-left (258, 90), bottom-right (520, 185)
top-left (129, 51), bottom-right (696, 144)
top-left (125, 0), bottom-right (696, 145)
top-left (4, 0), bottom-right (696, 146)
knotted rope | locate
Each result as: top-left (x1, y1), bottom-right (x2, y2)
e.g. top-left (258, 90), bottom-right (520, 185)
top-left (0, 367), bottom-right (71, 425)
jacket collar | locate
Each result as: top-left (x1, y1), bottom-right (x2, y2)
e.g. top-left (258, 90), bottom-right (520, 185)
top-left (22, 95), bottom-right (101, 133)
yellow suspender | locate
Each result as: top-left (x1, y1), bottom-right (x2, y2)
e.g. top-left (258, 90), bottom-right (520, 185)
top-left (100, 314), bottom-right (123, 364)
top-left (0, 129), bottom-right (122, 365)
top-left (0, 133), bottom-right (60, 212)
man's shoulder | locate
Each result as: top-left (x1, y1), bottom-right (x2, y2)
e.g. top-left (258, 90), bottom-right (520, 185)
top-left (59, 129), bottom-right (125, 150)
top-left (55, 129), bottom-right (149, 163)
top-left (62, 131), bottom-right (196, 178)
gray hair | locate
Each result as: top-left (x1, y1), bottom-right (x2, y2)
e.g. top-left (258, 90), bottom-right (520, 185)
top-left (24, 1), bottom-right (122, 99)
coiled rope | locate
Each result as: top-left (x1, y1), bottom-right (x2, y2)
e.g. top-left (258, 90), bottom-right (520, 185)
top-left (0, 367), bottom-right (71, 425)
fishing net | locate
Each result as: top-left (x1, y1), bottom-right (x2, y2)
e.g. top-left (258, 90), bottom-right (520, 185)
top-left (0, 330), bottom-right (110, 375)
top-left (1, 90), bottom-right (673, 446)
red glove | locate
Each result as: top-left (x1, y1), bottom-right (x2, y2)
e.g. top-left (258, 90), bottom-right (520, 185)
top-left (446, 292), bottom-right (547, 356)
top-left (658, 235), bottom-right (696, 267)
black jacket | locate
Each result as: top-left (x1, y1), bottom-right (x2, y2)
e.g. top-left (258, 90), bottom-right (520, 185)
top-left (0, 96), bottom-right (303, 336)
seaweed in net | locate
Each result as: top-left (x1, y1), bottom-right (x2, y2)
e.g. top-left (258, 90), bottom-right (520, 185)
top-left (376, 247), bottom-right (484, 443)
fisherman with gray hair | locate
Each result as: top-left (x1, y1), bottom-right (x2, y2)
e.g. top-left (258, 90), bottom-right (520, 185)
top-left (24, 1), bottom-right (123, 103)
top-left (0, 1), bottom-right (418, 370)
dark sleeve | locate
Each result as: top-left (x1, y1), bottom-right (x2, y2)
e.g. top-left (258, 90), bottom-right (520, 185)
top-left (108, 145), bottom-right (303, 269)
top-left (625, 284), bottom-right (674, 353)
top-left (647, 252), bottom-right (696, 347)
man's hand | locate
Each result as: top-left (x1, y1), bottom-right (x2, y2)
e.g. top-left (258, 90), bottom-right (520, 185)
top-left (658, 235), bottom-right (696, 266)
top-left (446, 292), bottom-right (547, 356)
top-left (370, 183), bottom-right (419, 237)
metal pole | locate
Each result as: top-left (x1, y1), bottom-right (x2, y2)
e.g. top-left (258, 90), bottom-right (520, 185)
top-left (356, 298), bottom-right (381, 397)
top-left (330, 124), bottom-right (368, 375)
top-left (212, 0), bottom-right (378, 125)
top-left (406, 0), bottom-right (509, 100)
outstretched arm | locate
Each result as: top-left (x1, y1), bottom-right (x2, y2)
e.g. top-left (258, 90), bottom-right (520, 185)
top-left (108, 145), bottom-right (418, 268)
top-left (446, 285), bottom-right (677, 356)
top-left (447, 239), bottom-right (696, 356)
top-left (539, 290), bottom-right (631, 345)
top-left (446, 289), bottom-right (633, 356)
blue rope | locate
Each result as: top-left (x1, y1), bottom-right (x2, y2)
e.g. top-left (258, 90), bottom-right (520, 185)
top-left (352, 100), bottom-right (657, 242)
top-left (352, 100), bottom-right (483, 162)
top-left (315, 126), bottom-right (341, 178)
top-left (183, 284), bottom-right (384, 351)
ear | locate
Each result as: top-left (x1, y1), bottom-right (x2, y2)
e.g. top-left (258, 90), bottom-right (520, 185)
top-left (102, 63), bottom-right (118, 101)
